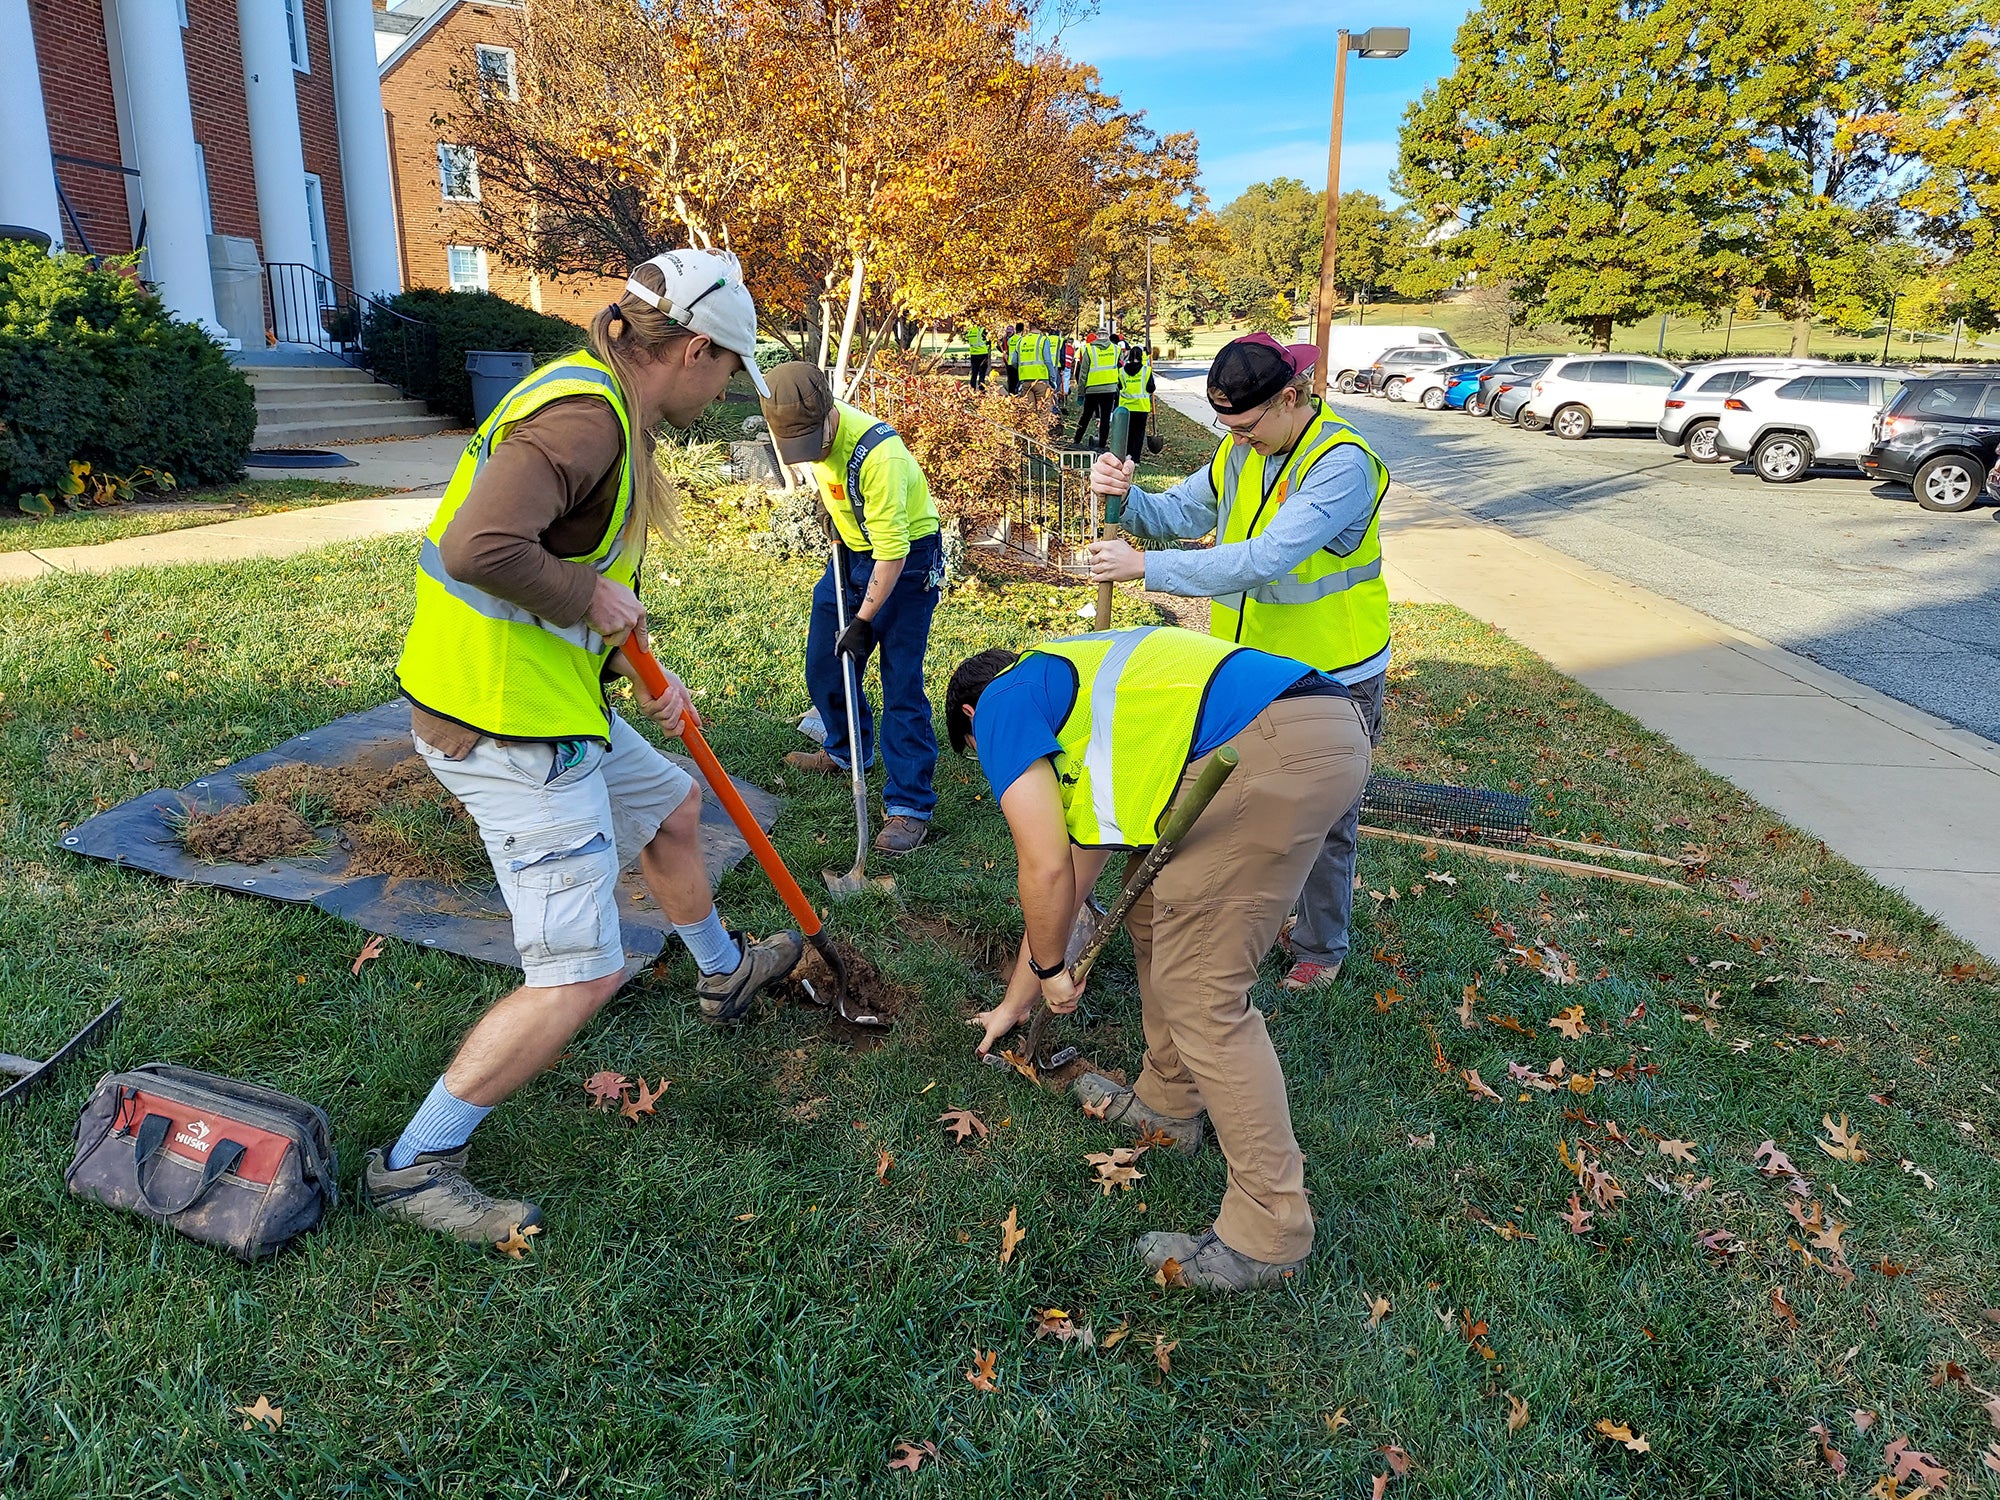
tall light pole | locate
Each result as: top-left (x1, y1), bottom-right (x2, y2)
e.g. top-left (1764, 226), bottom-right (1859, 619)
top-left (1311, 26), bottom-right (1410, 397)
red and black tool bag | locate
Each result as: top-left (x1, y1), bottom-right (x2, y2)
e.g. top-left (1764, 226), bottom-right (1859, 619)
top-left (66, 1064), bottom-right (338, 1260)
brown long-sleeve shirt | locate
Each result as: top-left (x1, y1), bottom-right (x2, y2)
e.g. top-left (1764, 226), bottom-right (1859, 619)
top-left (410, 396), bottom-right (638, 756)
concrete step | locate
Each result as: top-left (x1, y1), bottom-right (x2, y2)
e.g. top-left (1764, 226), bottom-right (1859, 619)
top-left (252, 412), bottom-right (452, 446)
top-left (255, 391), bottom-right (432, 419)
top-left (241, 364), bottom-right (382, 387)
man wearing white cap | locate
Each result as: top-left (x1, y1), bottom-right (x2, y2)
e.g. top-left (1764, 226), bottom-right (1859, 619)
top-left (370, 250), bottom-right (802, 1249)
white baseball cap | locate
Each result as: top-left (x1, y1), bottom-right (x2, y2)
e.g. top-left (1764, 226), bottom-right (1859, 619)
top-left (624, 248), bottom-right (770, 397)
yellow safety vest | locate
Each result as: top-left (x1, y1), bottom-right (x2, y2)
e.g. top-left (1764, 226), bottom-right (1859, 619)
top-left (1206, 399), bottom-right (1390, 676)
top-left (1085, 341), bottom-right (1121, 389)
top-left (809, 402), bottom-right (936, 555)
top-left (1006, 332), bottom-right (1022, 365)
top-left (964, 324), bottom-right (989, 356)
top-left (397, 352), bottom-right (638, 743)
top-left (1018, 626), bottom-right (1245, 848)
top-left (1018, 334), bottom-right (1051, 382)
top-left (1118, 355), bottom-right (1153, 413)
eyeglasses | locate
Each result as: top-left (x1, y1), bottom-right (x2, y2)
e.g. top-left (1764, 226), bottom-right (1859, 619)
top-left (1215, 400), bottom-right (1273, 438)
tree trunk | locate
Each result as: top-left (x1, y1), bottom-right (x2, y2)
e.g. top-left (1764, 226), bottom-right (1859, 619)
top-left (1590, 316), bottom-right (1612, 353)
top-left (832, 255), bottom-right (867, 389)
top-left (1790, 311), bottom-right (1812, 358)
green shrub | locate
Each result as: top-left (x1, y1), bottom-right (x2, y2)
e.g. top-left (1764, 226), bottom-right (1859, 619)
top-left (0, 243), bottom-right (255, 510)
top-left (364, 288), bottom-right (587, 424)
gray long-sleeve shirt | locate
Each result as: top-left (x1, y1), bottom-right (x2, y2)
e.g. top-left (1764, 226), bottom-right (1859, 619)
top-left (1119, 432), bottom-right (1390, 683)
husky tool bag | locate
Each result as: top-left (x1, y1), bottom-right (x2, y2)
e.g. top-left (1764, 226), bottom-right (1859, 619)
top-left (66, 1064), bottom-right (338, 1260)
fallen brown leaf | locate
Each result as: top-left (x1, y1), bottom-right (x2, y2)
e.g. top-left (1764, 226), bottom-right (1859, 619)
top-left (236, 1395), bottom-right (283, 1432)
top-left (1381, 1444), bottom-right (1411, 1475)
top-left (1595, 1419), bottom-right (1651, 1453)
top-left (620, 1076), bottom-right (666, 1124)
top-left (1772, 1285), bottom-right (1798, 1329)
top-left (1884, 1435), bottom-right (1951, 1489)
top-left (1808, 1421), bottom-right (1848, 1476)
top-left (583, 1071), bottom-right (629, 1110)
top-left (495, 1221), bottom-right (540, 1259)
top-left (1153, 1334), bottom-right (1178, 1374)
top-left (1325, 1406), bottom-right (1350, 1433)
top-left (1560, 1193), bottom-right (1594, 1235)
top-left (998, 1205), bottom-right (1026, 1265)
top-left (1549, 1004), bottom-right (1591, 1040)
top-left (1505, 1392), bottom-right (1530, 1432)
top-left (1153, 1257), bottom-right (1188, 1289)
top-left (875, 1149), bottom-right (893, 1183)
top-left (1100, 1320), bottom-right (1131, 1349)
top-left (1080, 1094), bottom-right (1112, 1120)
top-left (1458, 983), bottom-right (1481, 1029)
top-left (350, 935), bottom-right (385, 975)
top-left (1818, 1113), bottom-right (1869, 1163)
top-left (1463, 1068), bottom-right (1503, 1103)
top-left (938, 1108), bottom-right (989, 1143)
top-left (1658, 1138), bottom-right (1698, 1165)
top-left (996, 1048), bottom-right (1038, 1082)
top-left (1854, 1410), bottom-right (1877, 1432)
top-left (887, 1440), bottom-right (939, 1474)
top-left (965, 1349), bottom-right (999, 1392)
top-left (1363, 1291), bottom-right (1391, 1328)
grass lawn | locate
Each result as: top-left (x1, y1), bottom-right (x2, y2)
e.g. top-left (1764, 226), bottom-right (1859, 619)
top-left (0, 478), bottom-right (397, 554)
top-left (1172, 307), bottom-right (2000, 366)
top-left (3, 512), bottom-right (1999, 1497)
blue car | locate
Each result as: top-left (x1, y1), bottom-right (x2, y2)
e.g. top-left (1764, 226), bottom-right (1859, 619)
top-left (1442, 366), bottom-right (1490, 410)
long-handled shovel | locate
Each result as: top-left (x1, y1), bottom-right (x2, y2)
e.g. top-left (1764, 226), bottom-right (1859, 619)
top-left (1092, 405), bottom-right (1133, 630)
top-left (619, 641), bottom-right (890, 1030)
top-left (824, 538), bottom-right (894, 900)
top-left (1014, 746), bottom-right (1240, 1072)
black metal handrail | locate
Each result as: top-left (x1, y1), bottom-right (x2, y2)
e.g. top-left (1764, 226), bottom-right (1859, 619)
top-left (263, 262), bottom-right (438, 401)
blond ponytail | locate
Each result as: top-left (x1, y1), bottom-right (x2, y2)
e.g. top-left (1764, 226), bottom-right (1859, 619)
top-left (589, 261), bottom-right (692, 550)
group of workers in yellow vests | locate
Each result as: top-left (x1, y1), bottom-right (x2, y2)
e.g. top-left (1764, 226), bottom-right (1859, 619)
top-left (373, 249), bottom-right (1392, 1297)
top-left (960, 319), bottom-right (1157, 462)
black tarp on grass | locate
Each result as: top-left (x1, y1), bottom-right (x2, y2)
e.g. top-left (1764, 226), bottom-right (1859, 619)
top-left (60, 701), bottom-right (782, 971)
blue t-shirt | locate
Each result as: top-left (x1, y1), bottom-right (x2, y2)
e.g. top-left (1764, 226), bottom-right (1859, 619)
top-left (971, 644), bottom-right (1331, 808)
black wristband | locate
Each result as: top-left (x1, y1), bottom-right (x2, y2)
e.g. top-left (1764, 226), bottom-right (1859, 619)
top-left (1029, 954), bottom-right (1066, 980)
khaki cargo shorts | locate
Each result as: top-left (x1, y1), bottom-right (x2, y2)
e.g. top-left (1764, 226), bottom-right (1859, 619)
top-left (413, 712), bottom-right (695, 986)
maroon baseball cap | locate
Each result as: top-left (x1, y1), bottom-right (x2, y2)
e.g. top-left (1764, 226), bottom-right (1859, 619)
top-left (1207, 333), bottom-right (1319, 413)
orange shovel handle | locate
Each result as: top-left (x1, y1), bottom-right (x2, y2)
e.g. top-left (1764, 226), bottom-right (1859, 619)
top-left (619, 640), bottom-right (824, 940)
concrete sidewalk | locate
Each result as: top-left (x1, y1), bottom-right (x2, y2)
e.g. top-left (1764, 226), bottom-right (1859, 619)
top-left (1153, 372), bottom-right (2000, 961)
top-left (246, 431), bottom-right (468, 491)
top-left (0, 493), bottom-right (438, 583)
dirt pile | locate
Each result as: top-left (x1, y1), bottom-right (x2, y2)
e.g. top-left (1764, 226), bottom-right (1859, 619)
top-left (178, 803), bottom-right (320, 864)
top-left (249, 757), bottom-right (453, 822)
top-left (780, 940), bottom-right (904, 1041)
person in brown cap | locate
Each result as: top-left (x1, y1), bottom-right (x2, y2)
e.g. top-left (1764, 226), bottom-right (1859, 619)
top-left (760, 363), bottom-right (943, 853)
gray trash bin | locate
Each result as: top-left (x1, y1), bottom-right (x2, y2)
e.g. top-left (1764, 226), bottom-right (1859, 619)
top-left (466, 350), bottom-right (534, 424)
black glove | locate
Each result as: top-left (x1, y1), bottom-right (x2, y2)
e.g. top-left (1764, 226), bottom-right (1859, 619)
top-left (835, 616), bottom-right (875, 661)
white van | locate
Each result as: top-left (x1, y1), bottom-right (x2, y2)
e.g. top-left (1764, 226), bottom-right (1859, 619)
top-left (1323, 326), bottom-right (1466, 393)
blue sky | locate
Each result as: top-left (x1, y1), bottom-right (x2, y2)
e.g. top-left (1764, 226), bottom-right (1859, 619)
top-left (1058, 0), bottom-right (1475, 211)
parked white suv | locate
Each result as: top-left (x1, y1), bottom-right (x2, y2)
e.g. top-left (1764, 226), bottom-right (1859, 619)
top-left (1657, 359), bottom-right (1844, 463)
top-left (1713, 369), bottom-right (1908, 483)
top-left (1523, 356), bottom-right (1683, 439)
top-left (1399, 358), bottom-right (1487, 408)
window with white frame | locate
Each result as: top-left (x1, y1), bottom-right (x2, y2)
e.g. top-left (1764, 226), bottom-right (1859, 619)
top-left (438, 144), bottom-right (480, 202)
top-left (283, 0), bottom-right (309, 71)
top-left (476, 45), bottom-right (518, 101)
top-left (447, 246), bottom-right (489, 293)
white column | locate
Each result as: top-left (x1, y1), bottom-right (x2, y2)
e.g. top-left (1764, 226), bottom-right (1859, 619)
top-left (238, 0), bottom-right (315, 345)
top-left (327, 0), bottom-right (401, 297)
top-left (110, 0), bottom-right (219, 330)
top-left (0, 0), bottom-right (64, 247)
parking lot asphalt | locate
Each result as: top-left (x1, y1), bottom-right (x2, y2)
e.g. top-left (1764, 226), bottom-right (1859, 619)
top-left (1315, 392), bottom-right (2000, 744)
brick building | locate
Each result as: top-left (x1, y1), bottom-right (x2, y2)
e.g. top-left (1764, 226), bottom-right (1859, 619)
top-left (0, 0), bottom-right (401, 348)
top-left (377, 0), bottom-right (619, 324)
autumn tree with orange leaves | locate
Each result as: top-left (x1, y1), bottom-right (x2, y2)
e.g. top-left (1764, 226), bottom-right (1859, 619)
top-left (448, 0), bottom-right (1201, 383)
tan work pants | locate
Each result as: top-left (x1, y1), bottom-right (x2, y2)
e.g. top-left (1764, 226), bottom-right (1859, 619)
top-left (1124, 693), bottom-right (1371, 1264)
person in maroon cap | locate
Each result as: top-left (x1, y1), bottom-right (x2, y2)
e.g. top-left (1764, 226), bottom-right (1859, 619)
top-left (1083, 332), bottom-right (1394, 993)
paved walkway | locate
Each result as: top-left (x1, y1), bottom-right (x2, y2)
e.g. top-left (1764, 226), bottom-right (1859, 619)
top-left (246, 432), bottom-right (468, 491)
top-left (1154, 373), bottom-right (2000, 961)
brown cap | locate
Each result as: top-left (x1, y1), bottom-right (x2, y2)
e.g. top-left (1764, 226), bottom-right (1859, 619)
top-left (760, 362), bottom-right (837, 464)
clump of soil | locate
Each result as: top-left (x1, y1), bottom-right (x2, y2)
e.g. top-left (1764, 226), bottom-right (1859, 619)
top-left (179, 802), bottom-right (320, 864)
top-left (779, 939), bottom-right (905, 1042)
top-left (179, 753), bottom-right (485, 885)
top-left (249, 756), bottom-right (452, 823)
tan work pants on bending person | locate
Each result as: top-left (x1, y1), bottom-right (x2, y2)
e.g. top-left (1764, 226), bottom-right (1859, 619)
top-left (1123, 693), bottom-right (1371, 1264)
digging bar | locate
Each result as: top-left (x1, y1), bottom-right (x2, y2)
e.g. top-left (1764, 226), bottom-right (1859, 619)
top-left (824, 537), bottom-right (894, 900)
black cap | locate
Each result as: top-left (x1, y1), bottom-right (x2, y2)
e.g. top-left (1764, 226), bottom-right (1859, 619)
top-left (1207, 332), bottom-right (1317, 413)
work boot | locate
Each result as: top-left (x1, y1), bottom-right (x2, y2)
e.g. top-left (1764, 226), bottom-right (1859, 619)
top-left (873, 815), bottom-right (928, 854)
top-left (1072, 1072), bottom-right (1204, 1156)
top-left (1134, 1228), bottom-right (1307, 1293)
top-left (1281, 959), bottom-right (1342, 992)
top-left (362, 1144), bottom-right (540, 1248)
top-left (696, 929), bottom-right (804, 1022)
top-left (783, 749), bottom-right (845, 777)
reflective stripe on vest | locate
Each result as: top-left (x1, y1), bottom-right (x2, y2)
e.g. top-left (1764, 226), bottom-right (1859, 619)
top-left (1018, 336), bottom-right (1051, 381)
top-left (1085, 342), bottom-right (1120, 389)
top-left (965, 324), bottom-right (989, 355)
top-left (813, 404), bottom-right (901, 552)
top-left (395, 352), bottom-right (637, 742)
top-left (1021, 626), bottom-right (1245, 848)
top-left (1118, 357), bottom-right (1153, 412)
top-left (1205, 399), bottom-right (1391, 676)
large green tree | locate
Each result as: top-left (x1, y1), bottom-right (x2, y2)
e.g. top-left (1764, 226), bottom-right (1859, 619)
top-left (1398, 0), bottom-right (1771, 351)
top-left (1719, 0), bottom-right (1995, 353)
top-left (1896, 11), bottom-right (2000, 332)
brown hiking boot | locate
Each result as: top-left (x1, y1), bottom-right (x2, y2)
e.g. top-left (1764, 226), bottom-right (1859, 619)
top-left (1072, 1072), bottom-right (1204, 1155)
top-left (873, 815), bottom-right (928, 854)
top-left (1135, 1228), bottom-right (1307, 1293)
top-left (363, 1144), bottom-right (541, 1248)
top-left (696, 928), bottom-right (804, 1022)
top-left (783, 749), bottom-right (845, 776)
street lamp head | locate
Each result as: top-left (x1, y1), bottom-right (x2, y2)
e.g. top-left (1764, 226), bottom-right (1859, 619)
top-left (1348, 26), bottom-right (1410, 58)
